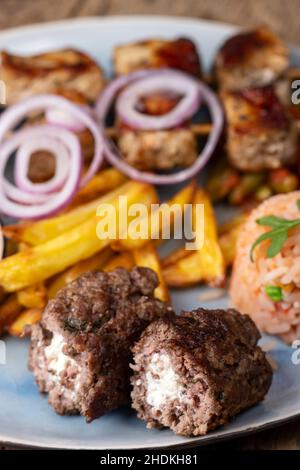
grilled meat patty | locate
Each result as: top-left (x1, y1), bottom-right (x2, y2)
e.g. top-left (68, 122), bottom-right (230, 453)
top-left (131, 308), bottom-right (272, 436)
top-left (28, 268), bottom-right (173, 422)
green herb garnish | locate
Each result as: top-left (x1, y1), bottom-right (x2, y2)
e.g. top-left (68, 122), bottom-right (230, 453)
top-left (265, 285), bottom-right (283, 302)
top-left (250, 215), bottom-right (300, 261)
top-left (297, 199), bottom-right (300, 210)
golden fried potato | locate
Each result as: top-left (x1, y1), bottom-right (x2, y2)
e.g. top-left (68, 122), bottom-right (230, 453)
top-left (162, 188), bottom-right (225, 288)
top-left (8, 308), bottom-right (42, 337)
top-left (70, 168), bottom-right (127, 208)
top-left (0, 182), bottom-right (156, 291)
top-left (0, 295), bottom-right (23, 335)
top-left (103, 251), bottom-right (134, 272)
top-left (112, 181), bottom-right (196, 251)
top-left (133, 242), bottom-right (170, 303)
top-left (17, 283), bottom-right (48, 309)
top-left (4, 181), bottom-right (137, 245)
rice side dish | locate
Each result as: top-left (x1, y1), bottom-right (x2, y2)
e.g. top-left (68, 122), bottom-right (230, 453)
top-left (230, 191), bottom-right (300, 343)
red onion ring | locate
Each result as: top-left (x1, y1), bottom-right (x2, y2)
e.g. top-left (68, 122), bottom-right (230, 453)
top-left (3, 182), bottom-right (50, 205)
top-left (95, 69), bottom-right (151, 121)
top-left (0, 223), bottom-right (4, 260)
top-left (45, 107), bottom-right (87, 132)
top-left (115, 72), bottom-right (201, 130)
top-left (0, 126), bottom-right (82, 219)
top-left (0, 94), bottom-right (104, 189)
top-left (96, 70), bottom-right (223, 185)
top-left (14, 137), bottom-right (70, 194)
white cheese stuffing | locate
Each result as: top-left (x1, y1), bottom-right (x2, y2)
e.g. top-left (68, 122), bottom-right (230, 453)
top-left (146, 353), bottom-right (186, 410)
top-left (42, 333), bottom-right (82, 404)
top-left (44, 333), bottom-right (76, 375)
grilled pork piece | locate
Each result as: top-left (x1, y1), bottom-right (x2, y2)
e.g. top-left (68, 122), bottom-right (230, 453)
top-left (114, 37), bottom-right (202, 77)
top-left (0, 48), bottom-right (106, 105)
top-left (215, 27), bottom-right (288, 91)
top-left (131, 308), bottom-right (272, 436)
top-left (222, 85), bottom-right (298, 171)
top-left (117, 91), bottom-right (198, 171)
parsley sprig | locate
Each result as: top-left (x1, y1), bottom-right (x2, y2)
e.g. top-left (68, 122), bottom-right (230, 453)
top-left (250, 200), bottom-right (300, 261)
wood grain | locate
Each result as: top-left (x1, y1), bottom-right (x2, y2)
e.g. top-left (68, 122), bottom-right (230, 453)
top-left (0, 0), bottom-right (299, 45)
top-left (0, 0), bottom-right (299, 451)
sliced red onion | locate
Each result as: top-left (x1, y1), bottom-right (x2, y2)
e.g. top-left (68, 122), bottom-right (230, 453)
top-left (3, 181), bottom-right (50, 205)
top-left (96, 70), bottom-right (223, 185)
top-left (95, 69), bottom-right (151, 121)
top-left (115, 72), bottom-right (201, 130)
top-left (0, 126), bottom-right (82, 219)
top-left (45, 107), bottom-right (86, 132)
top-left (0, 223), bottom-right (4, 260)
top-left (0, 94), bottom-right (104, 189)
top-left (14, 137), bottom-right (70, 194)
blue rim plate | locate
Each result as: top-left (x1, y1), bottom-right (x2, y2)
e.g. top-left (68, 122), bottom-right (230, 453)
top-left (0, 16), bottom-right (300, 449)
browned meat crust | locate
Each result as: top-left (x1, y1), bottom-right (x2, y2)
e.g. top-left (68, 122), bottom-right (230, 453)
top-left (1, 48), bottom-right (106, 105)
top-left (116, 91), bottom-right (197, 171)
top-left (131, 308), bottom-right (272, 436)
top-left (222, 86), bottom-right (298, 171)
top-left (114, 37), bottom-right (202, 77)
top-left (28, 268), bottom-right (173, 422)
top-left (117, 125), bottom-right (198, 171)
top-left (215, 27), bottom-right (288, 91)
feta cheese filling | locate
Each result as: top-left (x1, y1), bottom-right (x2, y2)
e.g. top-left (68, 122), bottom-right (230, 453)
top-left (146, 353), bottom-right (186, 409)
top-left (44, 332), bottom-right (81, 401)
top-left (44, 333), bottom-right (76, 375)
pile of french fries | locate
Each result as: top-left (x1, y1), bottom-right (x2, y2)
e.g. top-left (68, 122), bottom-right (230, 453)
top-left (0, 167), bottom-right (246, 338)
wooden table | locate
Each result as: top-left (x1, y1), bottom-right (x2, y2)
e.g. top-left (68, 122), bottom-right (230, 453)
top-left (1, 0), bottom-right (300, 451)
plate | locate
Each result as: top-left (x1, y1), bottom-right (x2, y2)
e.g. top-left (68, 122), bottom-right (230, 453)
top-left (0, 15), bottom-right (300, 450)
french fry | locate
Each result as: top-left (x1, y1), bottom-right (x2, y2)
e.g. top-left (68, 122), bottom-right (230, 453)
top-left (133, 242), bottom-right (170, 303)
top-left (0, 294), bottom-right (23, 335)
top-left (69, 168), bottom-right (127, 208)
top-left (0, 181), bottom-right (156, 292)
top-left (48, 247), bottom-right (113, 298)
top-left (103, 251), bottom-right (134, 272)
top-left (17, 283), bottom-right (48, 309)
top-left (112, 181), bottom-right (196, 251)
top-left (191, 188), bottom-right (225, 286)
top-left (163, 253), bottom-right (203, 287)
top-left (8, 308), bottom-right (42, 337)
top-left (163, 188), bottom-right (225, 287)
top-left (219, 223), bottom-right (244, 268)
top-left (162, 216), bottom-right (244, 274)
top-left (4, 181), bottom-right (134, 246)
top-left (161, 246), bottom-right (190, 268)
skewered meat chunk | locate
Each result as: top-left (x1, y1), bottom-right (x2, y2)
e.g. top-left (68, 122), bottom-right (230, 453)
top-left (117, 125), bottom-right (198, 171)
top-left (222, 85), bottom-right (298, 172)
top-left (0, 48), bottom-right (106, 105)
top-left (114, 37), bottom-right (202, 77)
top-left (28, 268), bottom-right (173, 422)
top-left (131, 308), bottom-right (272, 436)
top-left (215, 27), bottom-right (288, 91)
top-left (117, 91), bottom-right (198, 171)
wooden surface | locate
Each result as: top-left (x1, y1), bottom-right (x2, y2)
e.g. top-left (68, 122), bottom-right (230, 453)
top-left (0, 0), bottom-right (300, 45)
top-left (0, 0), bottom-right (300, 452)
